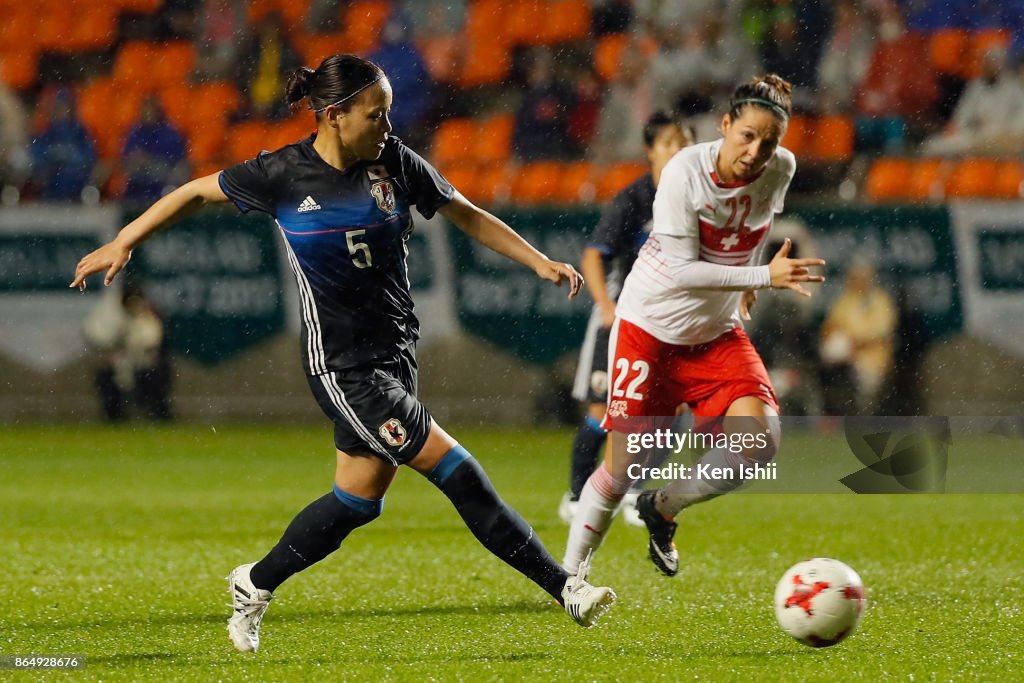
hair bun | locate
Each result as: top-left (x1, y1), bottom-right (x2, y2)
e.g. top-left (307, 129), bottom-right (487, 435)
top-left (285, 67), bottom-right (316, 105)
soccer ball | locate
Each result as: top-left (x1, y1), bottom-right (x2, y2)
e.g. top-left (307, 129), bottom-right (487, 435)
top-left (774, 558), bottom-right (866, 647)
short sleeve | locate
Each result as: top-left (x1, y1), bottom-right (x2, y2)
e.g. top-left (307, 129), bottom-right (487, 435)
top-left (588, 188), bottom-right (635, 256)
top-left (219, 151), bottom-right (277, 215)
top-left (391, 139), bottom-right (454, 219)
top-left (652, 154), bottom-right (698, 238)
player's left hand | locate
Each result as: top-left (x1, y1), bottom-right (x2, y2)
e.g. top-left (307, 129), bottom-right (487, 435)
top-left (70, 240), bottom-right (132, 291)
top-left (536, 259), bottom-right (584, 298)
top-left (740, 290), bottom-right (758, 320)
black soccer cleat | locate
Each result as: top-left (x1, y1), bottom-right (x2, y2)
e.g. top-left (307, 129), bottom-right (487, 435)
top-left (636, 491), bottom-right (679, 577)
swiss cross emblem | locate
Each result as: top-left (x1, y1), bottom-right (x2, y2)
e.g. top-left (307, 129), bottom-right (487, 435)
top-left (379, 418), bottom-right (406, 447)
top-left (370, 179), bottom-right (396, 213)
top-left (698, 220), bottom-right (768, 253)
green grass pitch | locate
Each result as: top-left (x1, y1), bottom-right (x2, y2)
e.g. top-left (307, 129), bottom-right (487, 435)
top-left (1, 425), bottom-right (1021, 681)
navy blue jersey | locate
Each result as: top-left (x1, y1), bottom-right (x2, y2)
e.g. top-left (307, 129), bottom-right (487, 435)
top-left (219, 135), bottom-right (454, 374)
top-left (587, 173), bottom-right (656, 301)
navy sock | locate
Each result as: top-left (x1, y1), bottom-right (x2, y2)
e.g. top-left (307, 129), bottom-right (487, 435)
top-left (569, 415), bottom-right (606, 499)
top-left (429, 445), bottom-right (568, 602)
top-left (249, 486), bottom-right (381, 592)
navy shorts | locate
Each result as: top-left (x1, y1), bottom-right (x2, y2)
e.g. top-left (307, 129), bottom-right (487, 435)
top-left (306, 346), bottom-right (432, 466)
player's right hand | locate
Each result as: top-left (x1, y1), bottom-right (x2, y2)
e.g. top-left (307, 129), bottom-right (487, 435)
top-left (70, 240), bottom-right (132, 291)
top-left (768, 238), bottom-right (825, 297)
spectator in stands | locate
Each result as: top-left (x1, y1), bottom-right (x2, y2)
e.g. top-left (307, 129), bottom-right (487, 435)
top-left (239, 12), bottom-right (303, 120)
top-left (512, 47), bottom-right (575, 160)
top-left (819, 259), bottom-right (897, 415)
top-left (0, 62), bottom-right (30, 189)
top-left (649, 23), bottom-right (711, 114)
top-left (121, 95), bottom-right (190, 205)
top-left (194, 0), bottom-right (249, 82)
top-left (920, 45), bottom-right (1024, 157)
top-left (27, 87), bottom-right (97, 202)
top-left (816, 0), bottom-right (875, 114)
top-left (83, 282), bottom-right (173, 422)
top-left (592, 41), bottom-right (654, 163)
top-left (368, 8), bottom-right (434, 145)
top-left (853, 1), bottom-right (939, 152)
top-left (567, 67), bottom-right (603, 155)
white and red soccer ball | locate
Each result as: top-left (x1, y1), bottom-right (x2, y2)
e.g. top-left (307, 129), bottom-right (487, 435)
top-left (774, 558), bottom-right (866, 648)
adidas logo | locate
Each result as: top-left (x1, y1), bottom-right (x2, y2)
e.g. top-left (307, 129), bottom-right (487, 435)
top-left (297, 195), bottom-right (321, 212)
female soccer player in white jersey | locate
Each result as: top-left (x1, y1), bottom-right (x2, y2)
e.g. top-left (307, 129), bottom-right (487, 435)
top-left (563, 74), bottom-right (826, 577)
top-left (71, 54), bottom-right (616, 652)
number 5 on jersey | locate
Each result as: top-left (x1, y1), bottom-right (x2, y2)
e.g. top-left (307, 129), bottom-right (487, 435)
top-left (346, 229), bottom-right (372, 269)
top-left (612, 358), bottom-right (649, 400)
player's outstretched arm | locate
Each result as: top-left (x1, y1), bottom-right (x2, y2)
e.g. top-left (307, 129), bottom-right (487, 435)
top-left (439, 191), bottom-right (583, 298)
top-left (70, 173), bottom-right (229, 290)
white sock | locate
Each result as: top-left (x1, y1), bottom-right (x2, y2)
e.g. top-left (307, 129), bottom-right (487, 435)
top-left (656, 447), bottom-right (747, 518)
top-left (562, 467), bottom-right (626, 574)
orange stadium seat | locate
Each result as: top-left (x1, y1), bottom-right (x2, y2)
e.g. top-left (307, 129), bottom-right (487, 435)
top-left (418, 35), bottom-right (460, 82)
top-left (340, 0), bottom-right (393, 55)
top-left (71, 7), bottom-right (118, 52)
top-left (467, 163), bottom-right (510, 204)
top-left (555, 161), bottom-right (595, 204)
top-left (993, 160), bottom-right (1024, 199)
top-left (35, 10), bottom-right (74, 52)
top-left (151, 42), bottom-right (196, 88)
top-left (296, 33), bottom-right (346, 67)
top-left (965, 28), bottom-right (1011, 79)
top-left (266, 115), bottom-right (314, 149)
top-left (432, 118), bottom-right (475, 166)
top-left (945, 158), bottom-right (999, 199)
top-left (808, 115), bottom-right (854, 162)
top-left (864, 157), bottom-right (912, 202)
top-left (159, 83), bottom-right (193, 133)
top-left (594, 33), bottom-right (628, 81)
top-left (781, 114), bottom-right (809, 156)
top-left (191, 82), bottom-right (242, 130)
top-left (186, 125), bottom-right (227, 165)
top-left (511, 161), bottom-right (562, 204)
top-left (437, 162), bottom-right (478, 199)
top-left (474, 114), bottom-right (514, 164)
top-left (466, 0), bottom-right (508, 42)
top-left (0, 49), bottom-right (38, 90)
top-left (540, 0), bottom-right (591, 44)
top-left (457, 38), bottom-right (511, 87)
top-left (113, 42), bottom-right (160, 88)
top-left (907, 158), bottom-right (951, 201)
top-left (929, 28), bottom-right (969, 76)
top-left (506, 0), bottom-right (544, 45)
top-left (596, 162), bottom-right (646, 201)
top-left (227, 121), bottom-right (271, 164)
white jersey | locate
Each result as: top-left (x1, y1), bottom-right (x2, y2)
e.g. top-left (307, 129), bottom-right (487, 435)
top-left (617, 138), bottom-right (796, 345)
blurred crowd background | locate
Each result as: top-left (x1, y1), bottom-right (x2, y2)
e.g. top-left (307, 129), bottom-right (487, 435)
top-left (2, 0), bottom-right (1024, 205)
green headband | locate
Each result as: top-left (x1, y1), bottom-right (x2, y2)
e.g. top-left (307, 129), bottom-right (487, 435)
top-left (733, 97), bottom-right (789, 120)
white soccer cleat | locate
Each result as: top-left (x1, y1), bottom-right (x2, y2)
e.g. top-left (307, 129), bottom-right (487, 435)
top-left (561, 549), bottom-right (616, 628)
top-left (226, 562), bottom-right (274, 652)
top-left (558, 491), bottom-right (579, 525)
top-left (619, 491), bottom-right (645, 528)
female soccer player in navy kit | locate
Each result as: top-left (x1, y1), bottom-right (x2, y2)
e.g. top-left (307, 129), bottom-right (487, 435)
top-left (71, 54), bottom-right (616, 652)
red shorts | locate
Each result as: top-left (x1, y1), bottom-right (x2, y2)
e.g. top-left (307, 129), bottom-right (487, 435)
top-left (601, 319), bottom-right (778, 433)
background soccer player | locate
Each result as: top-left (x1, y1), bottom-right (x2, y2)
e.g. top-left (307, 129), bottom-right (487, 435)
top-left (562, 74), bottom-right (826, 577)
top-left (71, 54), bottom-right (616, 652)
top-left (561, 112), bottom-right (692, 526)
